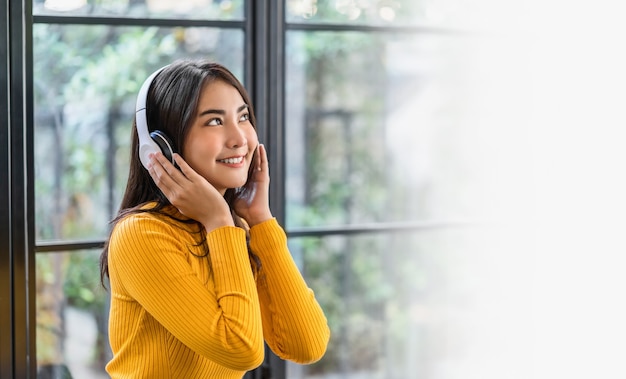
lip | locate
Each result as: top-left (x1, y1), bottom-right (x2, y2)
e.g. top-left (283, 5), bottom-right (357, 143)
top-left (216, 155), bottom-right (246, 167)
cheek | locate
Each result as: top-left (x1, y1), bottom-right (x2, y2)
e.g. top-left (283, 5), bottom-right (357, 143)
top-left (247, 128), bottom-right (259, 146)
top-left (184, 139), bottom-right (216, 169)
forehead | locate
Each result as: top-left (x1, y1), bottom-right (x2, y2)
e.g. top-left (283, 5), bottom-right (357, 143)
top-left (197, 78), bottom-right (245, 109)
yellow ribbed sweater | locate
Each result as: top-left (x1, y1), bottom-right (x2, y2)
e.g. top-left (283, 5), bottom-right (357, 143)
top-left (106, 209), bottom-right (330, 378)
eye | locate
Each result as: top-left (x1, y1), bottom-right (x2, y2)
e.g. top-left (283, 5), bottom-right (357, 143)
top-left (207, 117), bottom-right (223, 126)
top-left (239, 113), bottom-right (250, 122)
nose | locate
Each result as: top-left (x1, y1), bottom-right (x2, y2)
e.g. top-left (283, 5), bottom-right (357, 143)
top-left (226, 121), bottom-right (247, 149)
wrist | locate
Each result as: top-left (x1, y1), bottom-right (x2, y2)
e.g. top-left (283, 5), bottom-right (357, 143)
top-left (246, 211), bottom-right (273, 227)
top-left (202, 214), bottom-right (235, 232)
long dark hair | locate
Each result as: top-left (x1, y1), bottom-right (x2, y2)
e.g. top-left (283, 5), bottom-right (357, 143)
top-left (100, 60), bottom-right (259, 286)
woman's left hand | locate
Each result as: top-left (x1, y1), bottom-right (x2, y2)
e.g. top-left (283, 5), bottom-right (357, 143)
top-left (233, 143), bottom-right (273, 226)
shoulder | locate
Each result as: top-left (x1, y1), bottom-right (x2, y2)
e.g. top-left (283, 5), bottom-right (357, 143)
top-left (109, 209), bottom-right (196, 256)
top-left (113, 210), bottom-right (175, 237)
top-left (113, 204), bottom-right (198, 235)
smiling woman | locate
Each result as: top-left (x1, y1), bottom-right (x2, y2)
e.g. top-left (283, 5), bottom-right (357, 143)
top-left (100, 60), bottom-right (330, 378)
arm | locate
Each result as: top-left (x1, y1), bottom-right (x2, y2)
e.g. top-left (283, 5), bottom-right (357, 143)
top-left (231, 144), bottom-right (329, 362)
top-left (250, 219), bottom-right (330, 364)
top-left (109, 214), bottom-right (264, 371)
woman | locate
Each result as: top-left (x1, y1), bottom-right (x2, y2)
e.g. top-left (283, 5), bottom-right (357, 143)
top-left (100, 59), bottom-right (330, 378)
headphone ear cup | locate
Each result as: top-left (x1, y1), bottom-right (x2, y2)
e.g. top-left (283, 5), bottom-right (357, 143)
top-left (150, 130), bottom-right (176, 164)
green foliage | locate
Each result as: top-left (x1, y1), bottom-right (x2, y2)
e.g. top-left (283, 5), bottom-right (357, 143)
top-left (64, 27), bottom-right (176, 103)
top-left (63, 252), bottom-right (106, 311)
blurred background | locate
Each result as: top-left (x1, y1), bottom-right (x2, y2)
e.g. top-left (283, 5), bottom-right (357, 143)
top-left (4, 0), bottom-right (626, 378)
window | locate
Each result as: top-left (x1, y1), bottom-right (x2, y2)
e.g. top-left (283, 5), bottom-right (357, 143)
top-left (282, 3), bottom-right (480, 377)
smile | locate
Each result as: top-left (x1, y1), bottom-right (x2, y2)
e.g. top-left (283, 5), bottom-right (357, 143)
top-left (217, 156), bottom-right (244, 164)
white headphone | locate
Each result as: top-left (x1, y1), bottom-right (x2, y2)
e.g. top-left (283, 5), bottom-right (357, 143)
top-left (135, 65), bottom-right (176, 169)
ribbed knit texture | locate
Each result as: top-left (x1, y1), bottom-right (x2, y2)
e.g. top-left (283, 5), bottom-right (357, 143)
top-left (106, 209), bottom-right (329, 378)
top-left (250, 219), bottom-right (330, 364)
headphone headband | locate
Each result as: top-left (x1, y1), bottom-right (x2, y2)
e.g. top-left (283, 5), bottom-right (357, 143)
top-left (136, 65), bottom-right (169, 169)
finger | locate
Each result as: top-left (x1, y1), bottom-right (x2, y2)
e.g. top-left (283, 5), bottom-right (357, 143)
top-left (253, 145), bottom-right (261, 172)
top-left (148, 154), bottom-right (178, 195)
top-left (153, 152), bottom-right (188, 184)
top-left (151, 152), bottom-right (196, 195)
top-left (172, 153), bottom-right (200, 182)
top-left (258, 144), bottom-right (269, 173)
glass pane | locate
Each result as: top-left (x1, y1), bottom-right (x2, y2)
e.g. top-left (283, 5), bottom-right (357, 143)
top-left (285, 227), bottom-right (493, 378)
top-left (34, 24), bottom-right (244, 243)
top-left (36, 250), bottom-right (110, 378)
top-left (33, 0), bottom-right (244, 20)
top-left (285, 31), bottom-right (477, 228)
top-left (285, 0), bottom-right (455, 27)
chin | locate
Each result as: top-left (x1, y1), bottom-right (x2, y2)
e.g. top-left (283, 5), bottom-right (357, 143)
top-left (234, 179), bottom-right (248, 188)
top-left (222, 178), bottom-right (248, 190)
top-left (208, 174), bottom-right (248, 191)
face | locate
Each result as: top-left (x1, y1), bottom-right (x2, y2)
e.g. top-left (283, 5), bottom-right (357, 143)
top-left (182, 78), bottom-right (258, 195)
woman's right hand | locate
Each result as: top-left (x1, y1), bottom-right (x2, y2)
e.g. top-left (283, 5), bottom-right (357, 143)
top-left (147, 152), bottom-right (234, 231)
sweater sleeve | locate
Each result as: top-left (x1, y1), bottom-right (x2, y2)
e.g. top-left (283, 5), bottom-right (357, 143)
top-left (250, 218), bottom-right (330, 364)
top-left (108, 214), bottom-right (264, 371)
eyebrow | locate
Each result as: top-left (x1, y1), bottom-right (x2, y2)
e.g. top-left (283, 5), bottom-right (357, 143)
top-left (198, 104), bottom-right (249, 117)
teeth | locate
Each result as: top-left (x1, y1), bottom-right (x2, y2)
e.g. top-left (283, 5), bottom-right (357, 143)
top-left (219, 157), bottom-right (243, 164)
